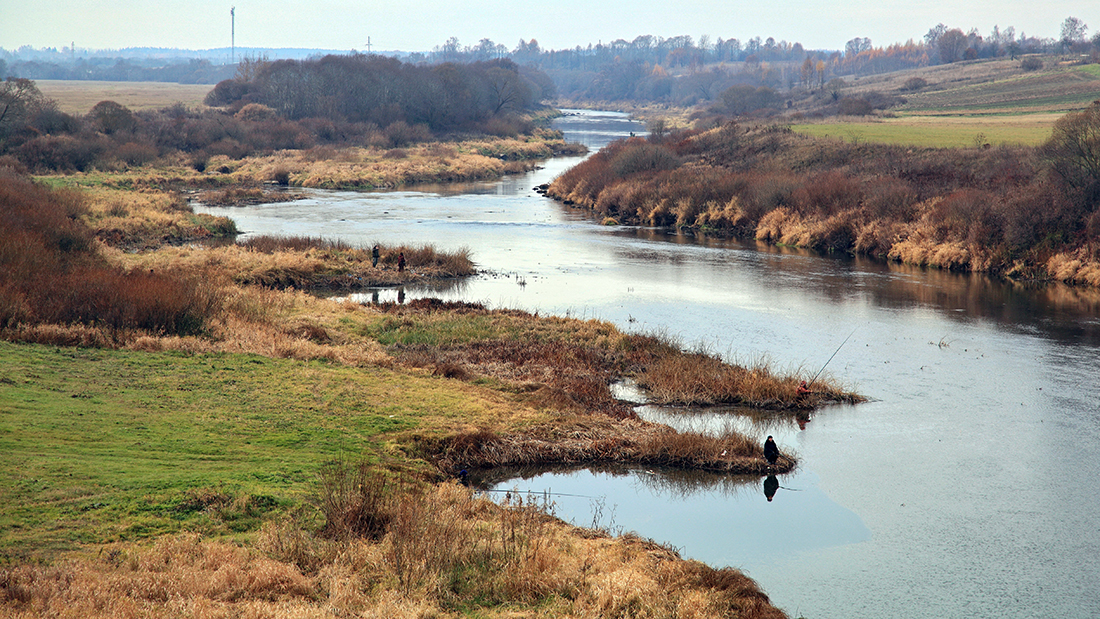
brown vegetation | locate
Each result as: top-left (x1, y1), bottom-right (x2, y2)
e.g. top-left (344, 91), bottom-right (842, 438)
top-left (0, 482), bottom-right (787, 619)
top-left (378, 298), bottom-right (846, 417)
top-left (110, 237), bottom-right (474, 292)
top-left (0, 170), bottom-right (220, 338)
top-left (637, 350), bottom-right (860, 409)
top-left (548, 113), bottom-right (1100, 285)
top-left (428, 418), bottom-right (795, 476)
top-left (79, 186), bottom-right (237, 249)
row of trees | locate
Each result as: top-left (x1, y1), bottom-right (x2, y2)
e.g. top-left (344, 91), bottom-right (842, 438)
top-left (395, 17), bottom-right (1095, 105)
top-left (205, 54), bottom-right (552, 131)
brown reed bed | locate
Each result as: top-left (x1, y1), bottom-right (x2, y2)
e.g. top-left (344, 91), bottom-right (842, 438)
top-left (194, 185), bottom-right (298, 207)
top-left (73, 185), bottom-right (237, 250)
top-left (636, 350), bottom-right (864, 410)
top-left (112, 236), bottom-right (476, 292)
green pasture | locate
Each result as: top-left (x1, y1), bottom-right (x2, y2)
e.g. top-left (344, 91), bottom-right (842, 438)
top-left (791, 117), bottom-right (1057, 148)
top-left (0, 341), bottom-right (499, 560)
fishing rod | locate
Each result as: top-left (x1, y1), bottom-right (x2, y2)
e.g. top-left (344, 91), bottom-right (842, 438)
top-left (473, 487), bottom-right (601, 500)
top-left (808, 327), bottom-right (857, 387)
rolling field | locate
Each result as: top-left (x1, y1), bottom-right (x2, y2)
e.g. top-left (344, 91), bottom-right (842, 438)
top-left (35, 79), bottom-right (213, 115)
top-left (793, 60), bottom-right (1100, 147)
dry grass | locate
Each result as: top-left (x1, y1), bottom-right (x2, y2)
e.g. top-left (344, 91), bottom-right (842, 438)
top-left (0, 482), bottom-right (787, 618)
top-left (206, 138), bottom-right (578, 190)
top-left (106, 239), bottom-right (473, 291)
top-left (34, 79), bottom-right (213, 115)
top-left (375, 299), bottom-right (844, 417)
top-left (36, 131), bottom-right (583, 198)
top-left (78, 186), bottom-right (237, 248)
top-left (636, 350), bottom-right (862, 409)
top-left (1047, 248), bottom-right (1100, 286)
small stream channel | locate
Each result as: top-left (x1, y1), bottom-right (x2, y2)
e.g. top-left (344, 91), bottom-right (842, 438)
top-left (196, 110), bottom-right (1100, 619)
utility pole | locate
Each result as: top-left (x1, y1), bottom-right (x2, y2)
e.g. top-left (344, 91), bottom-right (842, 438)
top-left (231, 6), bottom-right (236, 64)
top-left (365, 36), bottom-right (372, 54)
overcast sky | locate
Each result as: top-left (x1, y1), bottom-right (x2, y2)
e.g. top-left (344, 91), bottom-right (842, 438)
top-left (2, 1), bottom-right (1096, 54)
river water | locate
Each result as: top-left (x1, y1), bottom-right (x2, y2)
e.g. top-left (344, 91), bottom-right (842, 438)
top-left (197, 110), bottom-right (1100, 618)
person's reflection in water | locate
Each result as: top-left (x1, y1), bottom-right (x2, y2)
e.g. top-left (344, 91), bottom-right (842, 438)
top-left (764, 474), bottom-right (779, 502)
top-left (397, 288), bottom-right (406, 304)
top-left (371, 290), bottom-right (379, 305)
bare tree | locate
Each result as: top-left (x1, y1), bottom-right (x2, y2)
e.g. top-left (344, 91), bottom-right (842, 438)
top-left (1044, 103), bottom-right (1100, 191)
top-left (0, 78), bottom-right (48, 145)
top-left (1061, 16), bottom-right (1089, 47)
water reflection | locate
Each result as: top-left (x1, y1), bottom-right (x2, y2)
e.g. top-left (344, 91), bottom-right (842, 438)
top-left (610, 226), bottom-right (1100, 347)
top-left (485, 464), bottom-right (869, 571)
top-left (764, 475), bottom-right (779, 502)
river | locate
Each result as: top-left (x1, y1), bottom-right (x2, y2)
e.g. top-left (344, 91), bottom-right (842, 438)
top-left (196, 110), bottom-right (1100, 618)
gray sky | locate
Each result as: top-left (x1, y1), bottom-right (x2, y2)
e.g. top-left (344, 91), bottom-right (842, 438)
top-left (1, 0), bottom-right (1095, 53)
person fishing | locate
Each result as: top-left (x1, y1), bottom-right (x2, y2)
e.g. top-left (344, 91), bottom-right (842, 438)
top-left (397, 251), bottom-right (406, 272)
top-left (797, 380), bottom-right (811, 398)
top-left (371, 245), bottom-right (380, 267)
top-left (764, 435), bottom-right (780, 465)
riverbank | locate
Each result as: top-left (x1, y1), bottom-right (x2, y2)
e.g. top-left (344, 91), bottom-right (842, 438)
top-left (547, 117), bottom-right (1100, 287)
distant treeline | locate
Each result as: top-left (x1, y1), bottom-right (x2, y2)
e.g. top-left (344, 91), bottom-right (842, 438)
top-left (5, 18), bottom-right (1096, 102)
top-left (0, 55), bottom-right (553, 173)
top-left (0, 56), bottom-right (235, 84)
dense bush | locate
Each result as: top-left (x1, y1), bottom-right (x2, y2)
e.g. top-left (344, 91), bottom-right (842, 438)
top-left (1021, 57), bottom-right (1044, 71)
top-left (15, 134), bottom-right (108, 172)
top-left (206, 55), bottom-right (548, 133)
top-left (0, 170), bottom-right (219, 336)
top-left (902, 77), bottom-right (928, 91)
top-left (609, 139), bottom-right (679, 176)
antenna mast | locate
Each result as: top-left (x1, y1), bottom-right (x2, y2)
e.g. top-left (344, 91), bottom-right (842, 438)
top-left (230, 7), bottom-right (236, 64)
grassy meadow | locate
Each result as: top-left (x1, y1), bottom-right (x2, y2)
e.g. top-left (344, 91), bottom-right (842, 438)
top-left (0, 339), bottom-right (540, 558)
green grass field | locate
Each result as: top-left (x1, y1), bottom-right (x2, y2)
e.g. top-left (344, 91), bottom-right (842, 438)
top-left (790, 116), bottom-right (1058, 147)
top-left (0, 340), bottom-right (509, 559)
